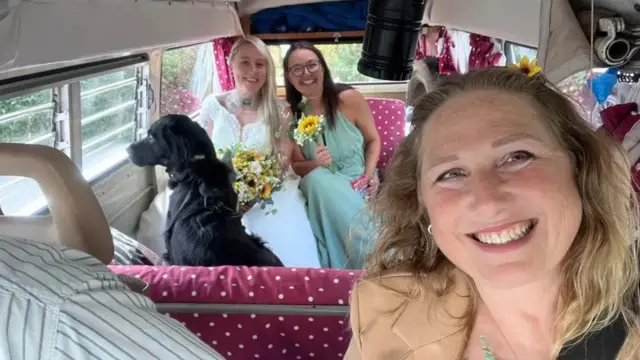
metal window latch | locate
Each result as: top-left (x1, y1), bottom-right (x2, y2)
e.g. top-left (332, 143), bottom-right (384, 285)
top-left (52, 111), bottom-right (70, 150)
top-left (146, 81), bottom-right (154, 110)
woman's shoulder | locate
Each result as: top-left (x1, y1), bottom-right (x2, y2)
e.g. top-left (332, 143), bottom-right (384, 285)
top-left (350, 269), bottom-right (470, 312)
top-left (351, 272), bottom-right (431, 309)
top-left (276, 98), bottom-right (289, 108)
top-left (202, 92), bottom-right (230, 113)
top-left (349, 272), bottom-right (420, 328)
top-left (338, 87), bottom-right (366, 105)
top-left (337, 88), bottom-right (370, 120)
top-left (618, 318), bottom-right (640, 359)
top-left (276, 99), bottom-right (291, 113)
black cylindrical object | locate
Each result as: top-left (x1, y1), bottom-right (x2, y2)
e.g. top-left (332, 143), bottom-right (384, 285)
top-left (358, 0), bottom-right (427, 81)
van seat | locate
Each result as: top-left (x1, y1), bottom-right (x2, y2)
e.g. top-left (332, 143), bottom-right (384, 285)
top-left (367, 98), bottom-right (406, 179)
top-left (109, 265), bottom-right (361, 359)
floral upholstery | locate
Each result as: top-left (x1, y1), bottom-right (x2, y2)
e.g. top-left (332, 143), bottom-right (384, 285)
top-left (366, 98), bottom-right (406, 179)
top-left (109, 265), bottom-right (362, 359)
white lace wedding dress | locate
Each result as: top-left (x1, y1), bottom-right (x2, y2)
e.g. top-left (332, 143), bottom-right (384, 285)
top-left (135, 95), bottom-right (321, 268)
top-left (202, 95), bottom-right (320, 268)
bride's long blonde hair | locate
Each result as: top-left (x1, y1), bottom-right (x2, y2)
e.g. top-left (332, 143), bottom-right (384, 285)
top-left (228, 36), bottom-right (282, 154)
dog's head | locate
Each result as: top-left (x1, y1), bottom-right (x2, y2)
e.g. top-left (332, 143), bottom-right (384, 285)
top-left (127, 114), bottom-right (216, 173)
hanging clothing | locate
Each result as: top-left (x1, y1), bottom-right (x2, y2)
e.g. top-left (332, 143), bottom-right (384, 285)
top-left (599, 102), bottom-right (640, 194)
top-left (468, 34), bottom-right (505, 70)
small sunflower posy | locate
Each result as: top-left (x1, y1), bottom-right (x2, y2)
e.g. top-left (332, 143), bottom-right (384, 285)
top-left (293, 113), bottom-right (324, 146)
top-left (291, 96), bottom-right (336, 173)
top-left (507, 55), bottom-right (542, 77)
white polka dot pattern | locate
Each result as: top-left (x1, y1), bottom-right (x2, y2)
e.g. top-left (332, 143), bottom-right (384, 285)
top-left (213, 38), bottom-right (236, 92)
top-left (109, 265), bottom-right (362, 359)
top-left (367, 98), bottom-right (406, 179)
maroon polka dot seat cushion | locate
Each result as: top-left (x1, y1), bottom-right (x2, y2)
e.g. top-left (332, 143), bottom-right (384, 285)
top-left (366, 98), bottom-right (406, 180)
top-left (110, 265), bottom-right (362, 359)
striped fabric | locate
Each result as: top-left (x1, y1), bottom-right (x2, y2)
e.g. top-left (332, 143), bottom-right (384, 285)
top-left (110, 227), bottom-right (166, 266)
top-left (0, 235), bottom-right (225, 360)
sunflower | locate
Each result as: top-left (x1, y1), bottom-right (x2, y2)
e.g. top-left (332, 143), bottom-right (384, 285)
top-left (298, 115), bottom-right (321, 135)
top-left (507, 55), bottom-right (542, 77)
top-left (292, 113), bottom-right (325, 146)
top-left (260, 183), bottom-right (272, 200)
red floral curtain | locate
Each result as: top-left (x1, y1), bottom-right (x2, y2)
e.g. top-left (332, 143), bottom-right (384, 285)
top-left (213, 37), bottom-right (236, 91)
top-left (468, 34), bottom-right (503, 71)
top-left (438, 28), bottom-right (457, 75)
top-left (415, 33), bottom-right (426, 62)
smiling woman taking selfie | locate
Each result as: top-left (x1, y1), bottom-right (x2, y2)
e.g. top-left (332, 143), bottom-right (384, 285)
top-left (344, 67), bottom-right (640, 359)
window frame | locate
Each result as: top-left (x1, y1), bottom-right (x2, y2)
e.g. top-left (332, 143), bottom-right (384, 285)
top-left (76, 65), bottom-right (149, 181)
top-left (0, 56), bottom-right (151, 216)
top-left (504, 41), bottom-right (538, 65)
top-left (159, 40), bottom-right (220, 124)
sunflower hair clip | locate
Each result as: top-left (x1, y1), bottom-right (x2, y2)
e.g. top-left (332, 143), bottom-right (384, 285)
top-left (507, 55), bottom-right (542, 77)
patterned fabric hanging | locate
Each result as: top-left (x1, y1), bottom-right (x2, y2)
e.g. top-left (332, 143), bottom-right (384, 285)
top-left (213, 37), bottom-right (236, 91)
top-left (438, 28), bottom-right (457, 75)
top-left (468, 34), bottom-right (504, 70)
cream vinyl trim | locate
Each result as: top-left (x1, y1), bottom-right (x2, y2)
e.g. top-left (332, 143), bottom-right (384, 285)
top-left (0, 144), bottom-right (113, 264)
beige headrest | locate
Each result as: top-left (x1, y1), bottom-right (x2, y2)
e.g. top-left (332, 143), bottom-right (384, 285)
top-left (0, 144), bottom-right (113, 264)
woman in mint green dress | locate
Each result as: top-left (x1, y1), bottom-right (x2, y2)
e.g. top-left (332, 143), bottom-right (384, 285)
top-left (282, 42), bottom-right (381, 269)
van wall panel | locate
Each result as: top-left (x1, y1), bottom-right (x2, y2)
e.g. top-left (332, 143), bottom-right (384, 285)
top-left (91, 162), bottom-right (156, 237)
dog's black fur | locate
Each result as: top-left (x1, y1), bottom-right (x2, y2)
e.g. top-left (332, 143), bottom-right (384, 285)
top-left (127, 114), bottom-right (284, 267)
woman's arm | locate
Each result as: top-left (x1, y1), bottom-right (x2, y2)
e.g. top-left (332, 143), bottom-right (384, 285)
top-left (340, 90), bottom-right (381, 178)
top-left (291, 144), bottom-right (321, 177)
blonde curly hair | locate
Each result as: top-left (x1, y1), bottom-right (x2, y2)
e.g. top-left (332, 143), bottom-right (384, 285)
top-left (366, 67), bottom-right (640, 357)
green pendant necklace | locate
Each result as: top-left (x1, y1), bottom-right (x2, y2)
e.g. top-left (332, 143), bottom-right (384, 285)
top-left (481, 336), bottom-right (497, 360)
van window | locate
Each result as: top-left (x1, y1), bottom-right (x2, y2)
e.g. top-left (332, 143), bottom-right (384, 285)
top-left (269, 43), bottom-right (397, 86)
top-left (161, 42), bottom-right (218, 123)
top-left (505, 42), bottom-right (537, 65)
top-left (80, 68), bottom-right (141, 181)
top-left (0, 89), bottom-right (57, 215)
top-left (0, 61), bottom-right (150, 215)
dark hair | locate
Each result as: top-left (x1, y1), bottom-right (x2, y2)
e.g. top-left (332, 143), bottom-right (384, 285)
top-left (282, 41), bottom-right (353, 128)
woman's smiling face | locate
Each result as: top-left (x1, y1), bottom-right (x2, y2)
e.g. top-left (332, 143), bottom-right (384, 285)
top-left (286, 48), bottom-right (325, 98)
top-left (419, 89), bottom-right (583, 288)
top-left (230, 43), bottom-right (268, 95)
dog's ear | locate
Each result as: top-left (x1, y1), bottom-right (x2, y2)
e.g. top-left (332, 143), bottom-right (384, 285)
top-left (166, 135), bottom-right (191, 172)
top-left (222, 158), bottom-right (237, 184)
top-left (211, 142), bottom-right (218, 160)
top-left (220, 149), bottom-right (233, 168)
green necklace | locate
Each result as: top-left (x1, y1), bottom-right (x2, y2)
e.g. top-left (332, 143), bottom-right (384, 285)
top-left (480, 336), bottom-right (496, 360)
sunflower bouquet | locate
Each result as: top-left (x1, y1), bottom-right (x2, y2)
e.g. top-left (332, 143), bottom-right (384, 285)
top-left (219, 143), bottom-right (283, 215)
top-left (290, 98), bottom-right (336, 173)
top-left (293, 112), bottom-right (324, 145)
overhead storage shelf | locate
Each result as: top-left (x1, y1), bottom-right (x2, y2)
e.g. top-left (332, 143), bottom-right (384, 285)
top-left (255, 30), bottom-right (364, 41)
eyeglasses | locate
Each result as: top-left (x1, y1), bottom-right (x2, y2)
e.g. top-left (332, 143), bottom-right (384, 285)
top-left (288, 60), bottom-right (321, 77)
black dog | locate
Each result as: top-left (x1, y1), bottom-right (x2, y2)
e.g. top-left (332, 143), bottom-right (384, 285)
top-left (127, 114), bottom-right (284, 267)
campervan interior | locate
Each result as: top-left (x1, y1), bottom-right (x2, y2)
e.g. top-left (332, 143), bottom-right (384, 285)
top-left (1, 0), bottom-right (640, 358)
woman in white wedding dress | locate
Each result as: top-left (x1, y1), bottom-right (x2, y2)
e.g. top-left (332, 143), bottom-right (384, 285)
top-left (136, 37), bottom-right (321, 268)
